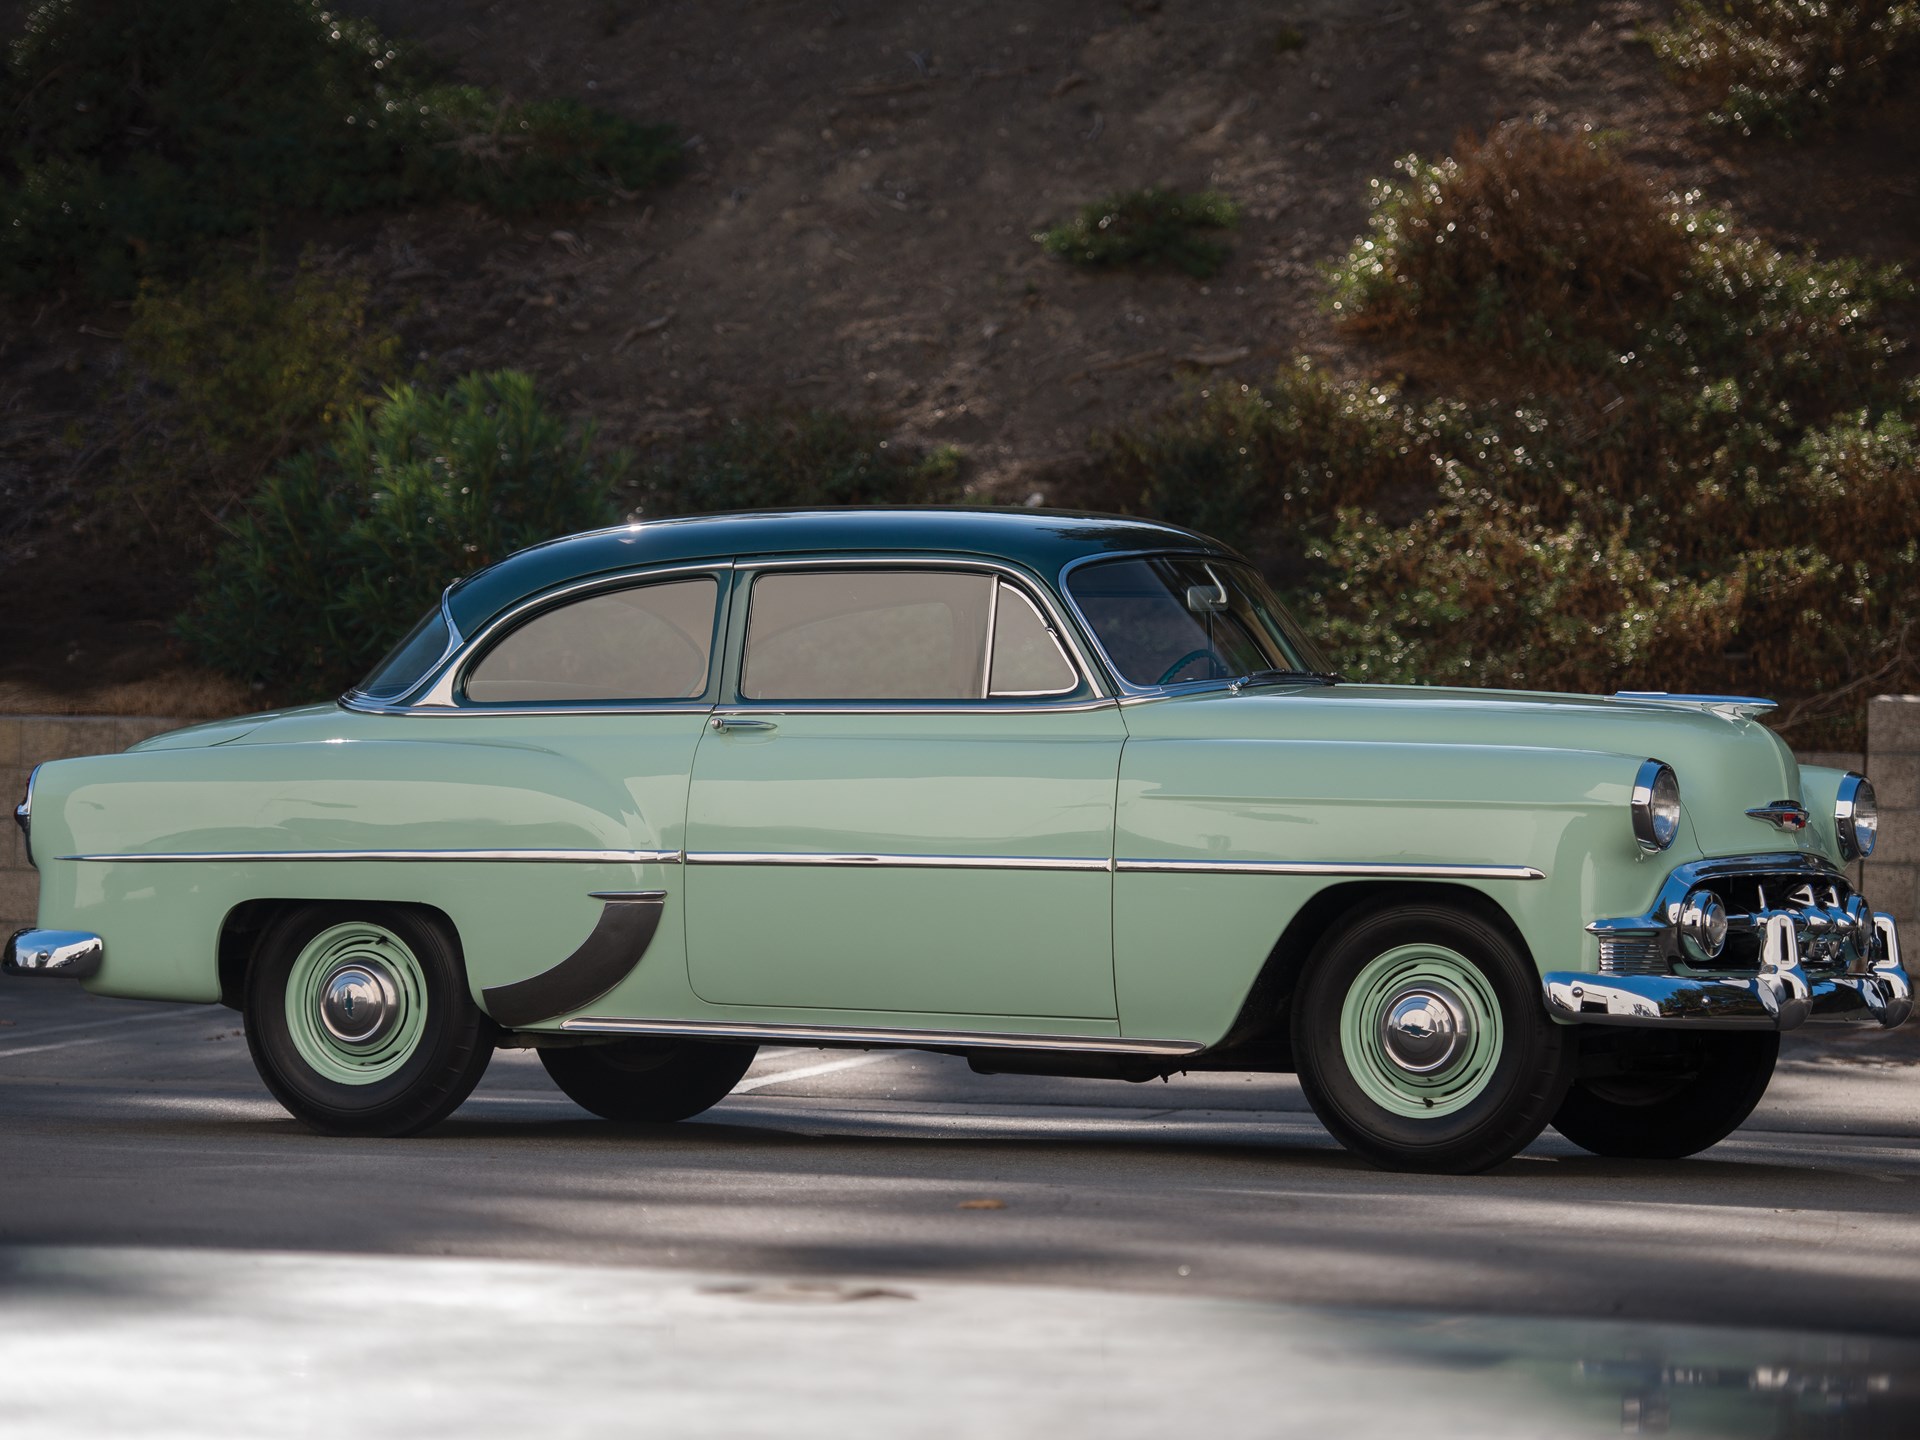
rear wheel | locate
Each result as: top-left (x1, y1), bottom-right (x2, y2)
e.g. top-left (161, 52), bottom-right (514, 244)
top-left (1292, 901), bottom-right (1575, 1174)
top-left (244, 903), bottom-right (494, 1137)
top-left (539, 1038), bottom-right (758, 1122)
top-left (1552, 1030), bottom-right (1778, 1159)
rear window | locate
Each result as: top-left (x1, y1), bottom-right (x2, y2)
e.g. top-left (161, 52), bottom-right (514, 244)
top-left (356, 609), bottom-right (452, 701)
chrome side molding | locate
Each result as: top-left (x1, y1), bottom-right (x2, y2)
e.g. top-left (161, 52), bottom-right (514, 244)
top-left (59, 848), bottom-right (681, 865)
top-left (558, 1015), bottom-right (1206, 1057)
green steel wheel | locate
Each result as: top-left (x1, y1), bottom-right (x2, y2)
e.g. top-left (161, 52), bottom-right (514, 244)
top-left (245, 902), bottom-right (495, 1137)
top-left (1293, 900), bottom-right (1575, 1174)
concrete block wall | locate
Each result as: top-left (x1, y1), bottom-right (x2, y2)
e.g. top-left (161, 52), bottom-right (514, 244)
top-left (1, 716), bottom-right (208, 935)
top-left (1865, 695), bottom-right (1920, 936)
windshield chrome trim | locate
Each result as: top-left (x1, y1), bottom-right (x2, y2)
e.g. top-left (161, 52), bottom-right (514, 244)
top-left (1056, 548), bottom-right (1300, 699)
top-left (687, 851), bottom-right (1110, 872)
top-left (558, 1016), bottom-right (1205, 1056)
top-left (1116, 858), bottom-right (1547, 881)
top-left (59, 848), bottom-right (682, 864)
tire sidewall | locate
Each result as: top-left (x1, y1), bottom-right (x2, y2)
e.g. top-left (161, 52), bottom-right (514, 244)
top-left (1293, 901), bottom-right (1571, 1171)
top-left (245, 902), bottom-right (484, 1133)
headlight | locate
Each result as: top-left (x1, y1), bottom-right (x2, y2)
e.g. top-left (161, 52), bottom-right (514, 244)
top-left (1836, 773), bottom-right (1878, 861)
top-left (1631, 759), bottom-right (1681, 853)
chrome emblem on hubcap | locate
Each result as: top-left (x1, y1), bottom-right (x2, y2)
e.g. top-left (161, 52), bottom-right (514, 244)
top-left (318, 961), bottom-right (400, 1047)
top-left (1378, 985), bottom-right (1473, 1074)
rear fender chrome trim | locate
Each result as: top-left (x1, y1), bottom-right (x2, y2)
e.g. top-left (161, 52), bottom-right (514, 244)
top-left (481, 891), bottom-right (666, 1028)
top-left (1115, 859), bottom-right (1546, 881)
top-left (558, 1016), bottom-right (1206, 1057)
top-left (59, 848), bottom-right (682, 864)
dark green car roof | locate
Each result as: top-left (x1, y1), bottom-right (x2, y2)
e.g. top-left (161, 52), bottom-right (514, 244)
top-left (445, 508), bottom-right (1232, 634)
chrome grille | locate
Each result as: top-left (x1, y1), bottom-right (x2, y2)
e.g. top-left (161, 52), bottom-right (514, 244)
top-left (1598, 937), bottom-right (1667, 975)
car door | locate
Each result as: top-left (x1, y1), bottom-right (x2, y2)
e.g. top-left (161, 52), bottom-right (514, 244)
top-left (683, 561), bottom-right (1124, 1020)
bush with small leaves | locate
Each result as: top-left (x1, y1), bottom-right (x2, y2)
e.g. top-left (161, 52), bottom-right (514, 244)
top-left (112, 259), bottom-right (402, 558)
top-left (1649, 0), bottom-right (1920, 138)
top-left (1039, 188), bottom-right (1241, 279)
top-left (182, 371), bottom-right (626, 696)
top-left (637, 411), bottom-right (961, 517)
top-left (0, 0), bottom-right (678, 298)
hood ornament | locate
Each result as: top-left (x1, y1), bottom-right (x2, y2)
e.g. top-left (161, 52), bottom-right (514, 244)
top-left (1746, 800), bottom-right (1810, 831)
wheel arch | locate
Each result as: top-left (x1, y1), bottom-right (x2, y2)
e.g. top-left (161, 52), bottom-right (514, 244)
top-left (1206, 880), bottom-right (1537, 1067)
top-left (216, 898), bottom-right (463, 1010)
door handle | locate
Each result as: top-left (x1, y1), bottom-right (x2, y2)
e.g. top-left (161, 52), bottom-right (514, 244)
top-left (709, 715), bottom-right (778, 733)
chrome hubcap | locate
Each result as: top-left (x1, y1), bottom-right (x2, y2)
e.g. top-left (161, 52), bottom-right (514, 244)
top-left (318, 961), bottom-right (400, 1048)
top-left (1378, 984), bottom-right (1472, 1074)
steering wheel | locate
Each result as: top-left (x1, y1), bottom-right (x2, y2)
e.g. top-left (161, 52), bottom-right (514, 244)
top-left (1155, 649), bottom-right (1219, 685)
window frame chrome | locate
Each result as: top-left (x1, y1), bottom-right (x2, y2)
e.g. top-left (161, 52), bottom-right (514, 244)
top-left (721, 553), bottom-right (1111, 712)
top-left (342, 562), bottom-right (735, 717)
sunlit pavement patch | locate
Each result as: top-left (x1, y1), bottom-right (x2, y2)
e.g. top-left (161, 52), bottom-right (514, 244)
top-left (1, 1247), bottom-right (1915, 1439)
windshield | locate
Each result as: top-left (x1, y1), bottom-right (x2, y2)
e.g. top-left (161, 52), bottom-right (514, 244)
top-left (355, 607), bottom-right (452, 700)
top-left (1066, 555), bottom-right (1334, 689)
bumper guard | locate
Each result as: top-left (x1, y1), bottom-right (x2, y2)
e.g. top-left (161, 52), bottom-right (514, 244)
top-left (3, 928), bottom-right (104, 979)
top-left (1544, 911), bottom-right (1908, 1031)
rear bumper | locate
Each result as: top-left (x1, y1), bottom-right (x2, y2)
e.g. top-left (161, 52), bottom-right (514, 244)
top-left (3, 929), bottom-right (104, 979)
top-left (1544, 913), bottom-right (1909, 1031)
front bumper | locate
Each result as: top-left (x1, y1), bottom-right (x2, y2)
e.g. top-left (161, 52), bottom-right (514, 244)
top-left (1544, 912), bottom-right (1909, 1031)
top-left (3, 929), bottom-right (104, 979)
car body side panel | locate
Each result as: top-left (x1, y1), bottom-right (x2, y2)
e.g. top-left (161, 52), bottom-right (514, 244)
top-left (1113, 716), bottom-right (1698, 1044)
top-left (684, 708), bottom-right (1127, 1017)
top-left (32, 713), bottom-right (705, 1008)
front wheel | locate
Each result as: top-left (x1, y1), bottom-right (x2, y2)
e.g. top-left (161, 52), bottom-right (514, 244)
top-left (1552, 1030), bottom-right (1778, 1159)
top-left (244, 903), bottom-right (495, 1137)
top-left (1292, 901), bottom-right (1575, 1174)
top-left (539, 1038), bottom-right (758, 1122)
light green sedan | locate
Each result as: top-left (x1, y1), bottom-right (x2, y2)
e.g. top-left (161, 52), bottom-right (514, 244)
top-left (6, 510), bottom-right (1908, 1172)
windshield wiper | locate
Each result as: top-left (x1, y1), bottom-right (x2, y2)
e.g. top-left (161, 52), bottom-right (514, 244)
top-left (1232, 668), bottom-right (1341, 689)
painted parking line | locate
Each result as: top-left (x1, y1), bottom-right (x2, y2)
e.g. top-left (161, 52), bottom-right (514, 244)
top-left (0, 1009), bottom-right (220, 1060)
top-left (731, 1050), bottom-right (895, 1095)
top-left (0, 1006), bottom-right (219, 1042)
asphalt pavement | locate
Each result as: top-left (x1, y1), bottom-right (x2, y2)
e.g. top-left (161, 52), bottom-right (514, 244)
top-left (3, 980), bottom-right (1919, 1437)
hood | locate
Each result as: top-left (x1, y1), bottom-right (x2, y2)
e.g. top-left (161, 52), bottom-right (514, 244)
top-left (1152, 683), bottom-right (1814, 862)
top-left (126, 704), bottom-right (341, 752)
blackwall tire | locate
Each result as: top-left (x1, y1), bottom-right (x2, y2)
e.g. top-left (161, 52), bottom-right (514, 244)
top-left (244, 903), bottom-right (494, 1137)
top-left (1292, 900), bottom-right (1575, 1174)
top-left (1552, 1030), bottom-right (1779, 1160)
top-left (539, 1038), bottom-right (758, 1122)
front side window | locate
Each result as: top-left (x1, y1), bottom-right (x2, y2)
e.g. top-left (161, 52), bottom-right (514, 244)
top-left (464, 576), bottom-right (718, 703)
top-left (741, 569), bottom-right (1081, 702)
top-left (1066, 556), bottom-right (1333, 689)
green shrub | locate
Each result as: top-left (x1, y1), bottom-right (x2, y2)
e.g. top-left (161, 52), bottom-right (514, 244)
top-left (182, 371), bottom-right (626, 695)
top-left (1327, 124), bottom-right (1694, 355)
top-left (418, 87), bottom-right (678, 214)
top-left (1081, 120), bottom-right (1920, 744)
top-left (0, 0), bottom-right (678, 298)
top-left (1038, 188), bottom-right (1240, 279)
top-left (1648, 0), bottom-right (1920, 138)
top-left (112, 260), bottom-right (402, 556)
top-left (637, 411), bottom-right (961, 516)
top-left (1060, 365), bottom-right (1459, 575)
